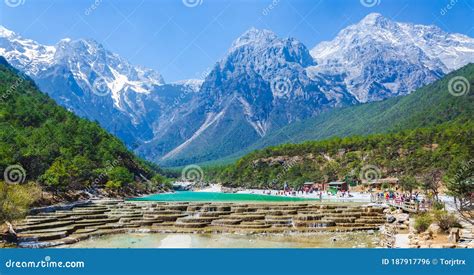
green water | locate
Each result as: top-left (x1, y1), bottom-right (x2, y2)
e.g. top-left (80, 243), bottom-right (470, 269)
top-left (129, 191), bottom-right (317, 202)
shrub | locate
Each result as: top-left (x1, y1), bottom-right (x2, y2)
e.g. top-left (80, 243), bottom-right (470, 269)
top-left (399, 175), bottom-right (419, 194)
top-left (414, 213), bottom-right (433, 233)
top-left (0, 181), bottom-right (42, 222)
top-left (433, 210), bottom-right (461, 232)
top-left (432, 200), bottom-right (445, 210)
top-left (107, 167), bottom-right (134, 186)
top-left (105, 180), bottom-right (122, 189)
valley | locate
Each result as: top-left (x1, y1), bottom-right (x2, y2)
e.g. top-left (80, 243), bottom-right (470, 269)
top-left (1, 13), bottom-right (473, 167)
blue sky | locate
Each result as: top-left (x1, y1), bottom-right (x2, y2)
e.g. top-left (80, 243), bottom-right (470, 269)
top-left (1, 0), bottom-right (473, 82)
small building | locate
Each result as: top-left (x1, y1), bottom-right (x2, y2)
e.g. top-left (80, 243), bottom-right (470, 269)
top-left (313, 182), bottom-right (327, 191)
top-left (328, 181), bottom-right (348, 192)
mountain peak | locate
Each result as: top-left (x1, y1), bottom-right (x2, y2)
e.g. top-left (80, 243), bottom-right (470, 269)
top-left (359, 13), bottom-right (391, 27)
top-left (231, 27), bottom-right (278, 50)
top-left (0, 25), bottom-right (15, 38)
top-left (57, 37), bottom-right (102, 50)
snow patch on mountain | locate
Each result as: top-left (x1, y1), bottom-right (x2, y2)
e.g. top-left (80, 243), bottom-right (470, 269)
top-left (161, 109), bottom-right (226, 160)
top-left (310, 13), bottom-right (474, 102)
top-left (171, 79), bottom-right (204, 92)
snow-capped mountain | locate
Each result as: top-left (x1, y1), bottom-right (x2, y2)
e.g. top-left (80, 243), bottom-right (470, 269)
top-left (1, 13), bottom-right (473, 167)
top-left (136, 28), bottom-right (357, 165)
top-left (0, 25), bottom-right (196, 147)
top-left (310, 13), bottom-right (474, 102)
top-left (171, 79), bottom-right (204, 92)
top-left (0, 26), bottom-right (55, 75)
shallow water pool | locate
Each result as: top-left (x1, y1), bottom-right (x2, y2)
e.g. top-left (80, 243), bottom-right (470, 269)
top-left (129, 191), bottom-right (318, 202)
top-left (62, 232), bottom-right (379, 248)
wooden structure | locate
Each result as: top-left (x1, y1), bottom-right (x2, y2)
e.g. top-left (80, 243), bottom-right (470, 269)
top-left (328, 181), bottom-right (348, 192)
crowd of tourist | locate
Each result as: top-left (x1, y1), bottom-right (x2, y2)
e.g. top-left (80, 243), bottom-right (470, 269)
top-left (370, 191), bottom-right (433, 210)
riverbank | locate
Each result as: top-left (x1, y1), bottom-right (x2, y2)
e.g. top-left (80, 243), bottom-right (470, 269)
top-left (195, 184), bottom-right (371, 203)
top-left (29, 186), bottom-right (170, 208)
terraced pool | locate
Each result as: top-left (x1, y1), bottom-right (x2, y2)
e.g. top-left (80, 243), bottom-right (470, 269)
top-left (129, 191), bottom-right (318, 202)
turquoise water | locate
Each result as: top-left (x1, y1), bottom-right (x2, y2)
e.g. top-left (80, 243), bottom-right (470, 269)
top-left (129, 191), bottom-right (317, 202)
top-left (63, 232), bottom-right (379, 248)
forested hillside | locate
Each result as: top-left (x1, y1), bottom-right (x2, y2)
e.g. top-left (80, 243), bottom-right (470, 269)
top-left (0, 57), bottom-right (167, 200)
top-left (218, 63), bottom-right (473, 164)
top-left (209, 122), bottom-right (473, 189)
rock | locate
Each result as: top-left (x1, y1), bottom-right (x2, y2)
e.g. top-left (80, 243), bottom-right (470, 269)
top-left (398, 224), bottom-right (408, 230)
top-left (1, 222), bottom-right (18, 243)
top-left (393, 213), bottom-right (409, 223)
top-left (448, 228), bottom-right (460, 243)
top-left (420, 233), bottom-right (432, 241)
top-left (386, 215), bottom-right (396, 223)
top-left (428, 223), bottom-right (442, 235)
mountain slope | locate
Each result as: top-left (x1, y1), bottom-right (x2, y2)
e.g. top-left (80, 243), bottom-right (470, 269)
top-left (0, 25), bottom-right (200, 149)
top-left (138, 28), bottom-right (357, 166)
top-left (310, 13), bottom-right (474, 102)
top-left (0, 57), bottom-right (165, 196)
top-left (209, 122), bottom-right (473, 188)
top-left (224, 63), bottom-right (473, 161)
top-left (141, 15), bottom-right (474, 167)
top-left (2, 13), bottom-right (474, 168)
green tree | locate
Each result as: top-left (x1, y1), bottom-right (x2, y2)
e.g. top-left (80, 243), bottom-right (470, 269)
top-left (40, 158), bottom-right (70, 191)
top-left (446, 160), bottom-right (473, 212)
top-left (106, 166), bottom-right (134, 189)
top-left (421, 169), bottom-right (442, 200)
top-left (399, 175), bottom-right (419, 195)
